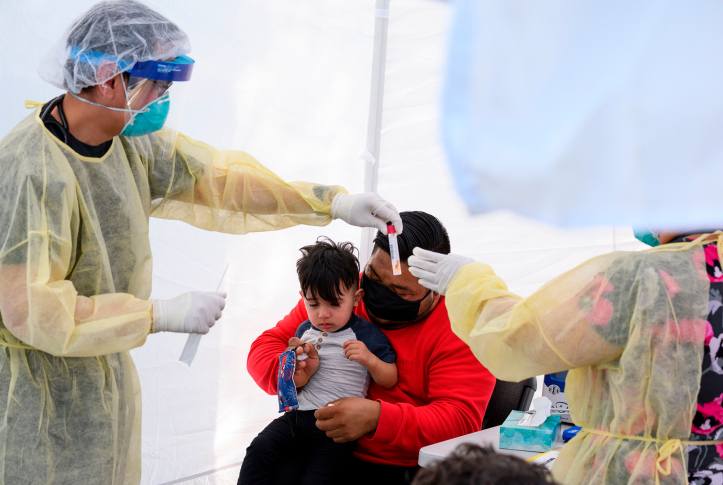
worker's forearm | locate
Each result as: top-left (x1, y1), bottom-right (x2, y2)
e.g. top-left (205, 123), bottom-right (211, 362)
top-left (191, 170), bottom-right (319, 215)
top-left (1, 286), bottom-right (152, 357)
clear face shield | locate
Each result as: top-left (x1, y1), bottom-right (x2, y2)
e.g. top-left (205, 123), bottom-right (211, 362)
top-left (120, 55), bottom-right (194, 158)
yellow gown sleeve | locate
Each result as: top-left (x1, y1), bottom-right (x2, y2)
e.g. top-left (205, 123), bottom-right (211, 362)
top-left (445, 254), bottom-right (627, 382)
top-left (0, 162), bottom-right (152, 358)
top-left (143, 132), bottom-right (348, 234)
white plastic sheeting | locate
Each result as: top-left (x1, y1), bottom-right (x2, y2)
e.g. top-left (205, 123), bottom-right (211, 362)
top-left (0, 1), bottom-right (645, 484)
top-left (443, 0), bottom-right (723, 228)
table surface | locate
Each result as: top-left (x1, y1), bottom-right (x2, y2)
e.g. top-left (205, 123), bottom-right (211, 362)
top-left (418, 424), bottom-right (571, 468)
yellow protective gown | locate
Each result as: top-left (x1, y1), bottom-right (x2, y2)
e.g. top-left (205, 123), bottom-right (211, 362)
top-left (0, 108), bottom-right (345, 484)
top-left (445, 237), bottom-right (719, 485)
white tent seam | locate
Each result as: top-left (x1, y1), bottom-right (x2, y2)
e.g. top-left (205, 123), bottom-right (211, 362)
top-left (156, 460), bottom-right (244, 485)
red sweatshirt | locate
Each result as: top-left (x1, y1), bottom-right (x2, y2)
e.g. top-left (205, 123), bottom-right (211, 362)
top-left (246, 295), bottom-right (495, 466)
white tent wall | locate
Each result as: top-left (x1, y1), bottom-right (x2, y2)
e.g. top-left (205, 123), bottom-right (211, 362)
top-left (0, 1), bottom-right (645, 484)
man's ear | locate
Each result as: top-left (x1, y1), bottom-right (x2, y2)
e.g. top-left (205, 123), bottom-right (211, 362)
top-left (96, 62), bottom-right (124, 100)
top-left (96, 61), bottom-right (119, 84)
top-left (353, 288), bottom-right (364, 307)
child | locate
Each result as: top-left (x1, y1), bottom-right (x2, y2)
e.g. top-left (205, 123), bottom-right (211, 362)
top-left (238, 238), bottom-right (397, 485)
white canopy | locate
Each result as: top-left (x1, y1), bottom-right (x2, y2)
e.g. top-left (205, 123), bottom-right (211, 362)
top-left (443, 0), bottom-right (723, 227)
top-left (0, 1), bottom-right (645, 483)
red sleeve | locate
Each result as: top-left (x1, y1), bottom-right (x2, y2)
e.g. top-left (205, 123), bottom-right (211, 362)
top-left (369, 331), bottom-right (495, 451)
top-left (247, 298), bottom-right (309, 395)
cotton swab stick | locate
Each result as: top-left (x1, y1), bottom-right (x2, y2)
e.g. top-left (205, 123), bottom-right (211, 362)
top-left (179, 263), bottom-right (230, 365)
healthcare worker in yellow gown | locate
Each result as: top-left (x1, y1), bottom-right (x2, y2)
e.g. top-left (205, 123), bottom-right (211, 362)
top-left (409, 231), bottom-right (723, 485)
top-left (0, 1), bottom-right (402, 483)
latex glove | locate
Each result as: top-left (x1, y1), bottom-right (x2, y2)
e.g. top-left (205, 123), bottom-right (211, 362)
top-left (331, 192), bottom-right (403, 235)
top-left (407, 247), bottom-right (475, 295)
top-left (152, 292), bottom-right (226, 334)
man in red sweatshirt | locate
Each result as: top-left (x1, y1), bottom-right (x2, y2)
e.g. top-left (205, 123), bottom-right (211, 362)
top-left (246, 211), bottom-right (496, 485)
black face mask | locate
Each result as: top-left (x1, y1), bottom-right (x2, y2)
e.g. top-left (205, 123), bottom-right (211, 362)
top-left (361, 273), bottom-right (431, 325)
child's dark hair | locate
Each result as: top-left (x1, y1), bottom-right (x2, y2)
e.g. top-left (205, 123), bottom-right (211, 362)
top-left (412, 444), bottom-right (556, 485)
top-left (296, 237), bottom-right (360, 306)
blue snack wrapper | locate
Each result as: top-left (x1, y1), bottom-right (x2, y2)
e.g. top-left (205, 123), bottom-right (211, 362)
top-left (277, 349), bottom-right (299, 413)
top-left (499, 410), bottom-right (561, 453)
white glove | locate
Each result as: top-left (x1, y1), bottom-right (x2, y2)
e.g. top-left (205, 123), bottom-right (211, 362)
top-left (407, 248), bottom-right (475, 295)
top-left (152, 292), bottom-right (226, 334)
top-left (331, 192), bottom-right (403, 235)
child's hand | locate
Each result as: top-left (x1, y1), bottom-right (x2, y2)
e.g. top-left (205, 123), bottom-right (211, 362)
top-left (286, 337), bottom-right (306, 353)
top-left (343, 340), bottom-right (374, 367)
top-left (286, 338), bottom-right (319, 386)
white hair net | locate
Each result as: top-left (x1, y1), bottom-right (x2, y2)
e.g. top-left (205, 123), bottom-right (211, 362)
top-left (38, 0), bottom-right (191, 94)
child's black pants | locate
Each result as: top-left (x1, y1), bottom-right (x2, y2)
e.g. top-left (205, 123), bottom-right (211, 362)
top-left (238, 409), bottom-right (355, 485)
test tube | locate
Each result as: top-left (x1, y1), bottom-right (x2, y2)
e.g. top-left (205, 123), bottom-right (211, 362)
top-left (387, 222), bottom-right (402, 275)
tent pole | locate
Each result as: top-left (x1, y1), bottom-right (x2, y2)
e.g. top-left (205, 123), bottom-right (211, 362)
top-left (359, 0), bottom-right (391, 269)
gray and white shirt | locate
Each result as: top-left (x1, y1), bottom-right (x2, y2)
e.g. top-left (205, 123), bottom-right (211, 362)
top-left (295, 314), bottom-right (396, 411)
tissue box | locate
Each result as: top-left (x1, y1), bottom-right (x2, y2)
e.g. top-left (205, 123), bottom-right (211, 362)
top-left (499, 411), bottom-right (562, 453)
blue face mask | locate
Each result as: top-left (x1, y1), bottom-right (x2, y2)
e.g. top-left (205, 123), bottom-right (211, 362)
top-left (633, 228), bottom-right (660, 247)
top-left (121, 93), bottom-right (170, 137)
